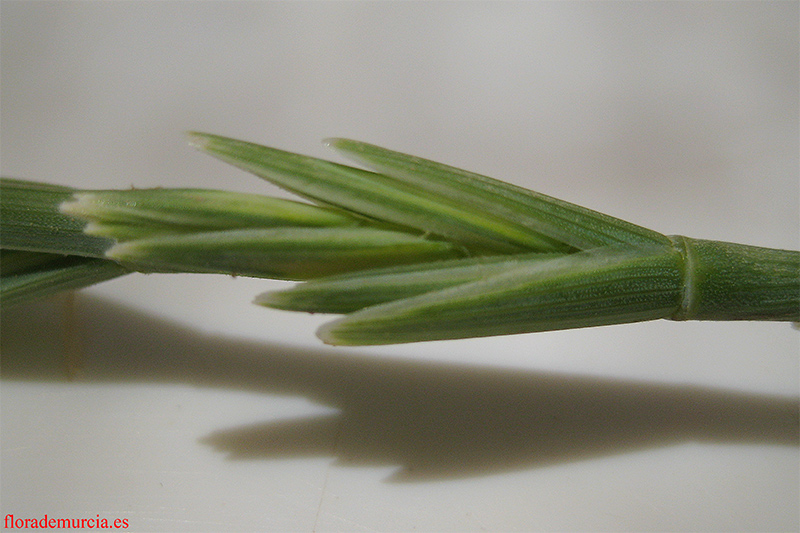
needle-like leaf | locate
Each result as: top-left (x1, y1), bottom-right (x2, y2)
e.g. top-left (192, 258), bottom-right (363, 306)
top-left (106, 226), bottom-right (464, 280)
top-left (257, 252), bottom-right (565, 314)
top-left (317, 244), bottom-right (685, 345)
top-left (187, 132), bottom-right (572, 253)
top-left (326, 138), bottom-right (671, 250)
top-left (61, 188), bottom-right (359, 240)
top-left (4, 177), bottom-right (469, 287)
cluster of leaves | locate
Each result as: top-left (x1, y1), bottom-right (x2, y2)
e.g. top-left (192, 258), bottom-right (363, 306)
top-left (2, 134), bottom-right (797, 345)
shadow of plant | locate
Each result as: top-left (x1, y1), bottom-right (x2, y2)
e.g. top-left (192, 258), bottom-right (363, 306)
top-left (2, 295), bottom-right (797, 481)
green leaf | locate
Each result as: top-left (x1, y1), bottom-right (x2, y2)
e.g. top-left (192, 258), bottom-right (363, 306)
top-left (257, 252), bottom-right (565, 314)
top-left (107, 226), bottom-right (465, 280)
top-left (326, 138), bottom-right (671, 250)
top-left (61, 188), bottom-right (359, 241)
top-left (187, 132), bottom-right (572, 254)
top-left (317, 244), bottom-right (683, 345)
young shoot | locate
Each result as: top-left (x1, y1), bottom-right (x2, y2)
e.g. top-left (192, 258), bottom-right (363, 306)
top-left (2, 134), bottom-right (797, 345)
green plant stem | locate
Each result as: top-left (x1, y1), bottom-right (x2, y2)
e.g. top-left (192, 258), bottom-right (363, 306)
top-left (670, 237), bottom-right (800, 322)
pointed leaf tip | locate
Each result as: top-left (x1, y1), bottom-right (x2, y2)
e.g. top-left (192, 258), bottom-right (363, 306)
top-left (316, 318), bottom-right (350, 346)
top-left (322, 137), bottom-right (348, 150)
top-left (185, 131), bottom-right (213, 151)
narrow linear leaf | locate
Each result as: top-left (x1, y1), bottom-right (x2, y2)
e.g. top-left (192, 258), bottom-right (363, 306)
top-left (257, 252), bottom-right (565, 314)
top-left (107, 226), bottom-right (465, 281)
top-left (317, 244), bottom-right (683, 345)
top-left (187, 132), bottom-right (571, 253)
top-left (61, 188), bottom-right (359, 241)
top-left (327, 138), bottom-right (671, 250)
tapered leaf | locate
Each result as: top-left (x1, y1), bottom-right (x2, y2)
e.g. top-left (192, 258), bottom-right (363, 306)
top-left (61, 188), bottom-right (359, 240)
top-left (257, 252), bottom-right (565, 314)
top-left (326, 138), bottom-right (671, 250)
top-left (317, 244), bottom-right (683, 345)
top-left (187, 132), bottom-right (572, 253)
top-left (107, 226), bottom-right (464, 280)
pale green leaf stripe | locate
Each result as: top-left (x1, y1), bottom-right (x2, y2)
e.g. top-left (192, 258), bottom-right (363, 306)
top-left (1, 250), bottom-right (129, 308)
top-left (0, 178), bottom-right (112, 257)
top-left (327, 138), bottom-right (671, 250)
top-left (187, 132), bottom-right (571, 254)
top-left (317, 245), bottom-right (683, 345)
top-left (107, 226), bottom-right (464, 281)
top-left (61, 188), bottom-right (359, 241)
top-left (257, 252), bottom-right (565, 314)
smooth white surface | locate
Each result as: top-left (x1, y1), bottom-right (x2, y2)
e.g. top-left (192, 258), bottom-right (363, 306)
top-left (2, 2), bottom-right (798, 531)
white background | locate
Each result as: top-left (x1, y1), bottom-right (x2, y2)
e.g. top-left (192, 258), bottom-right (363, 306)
top-left (2, 2), bottom-right (798, 531)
